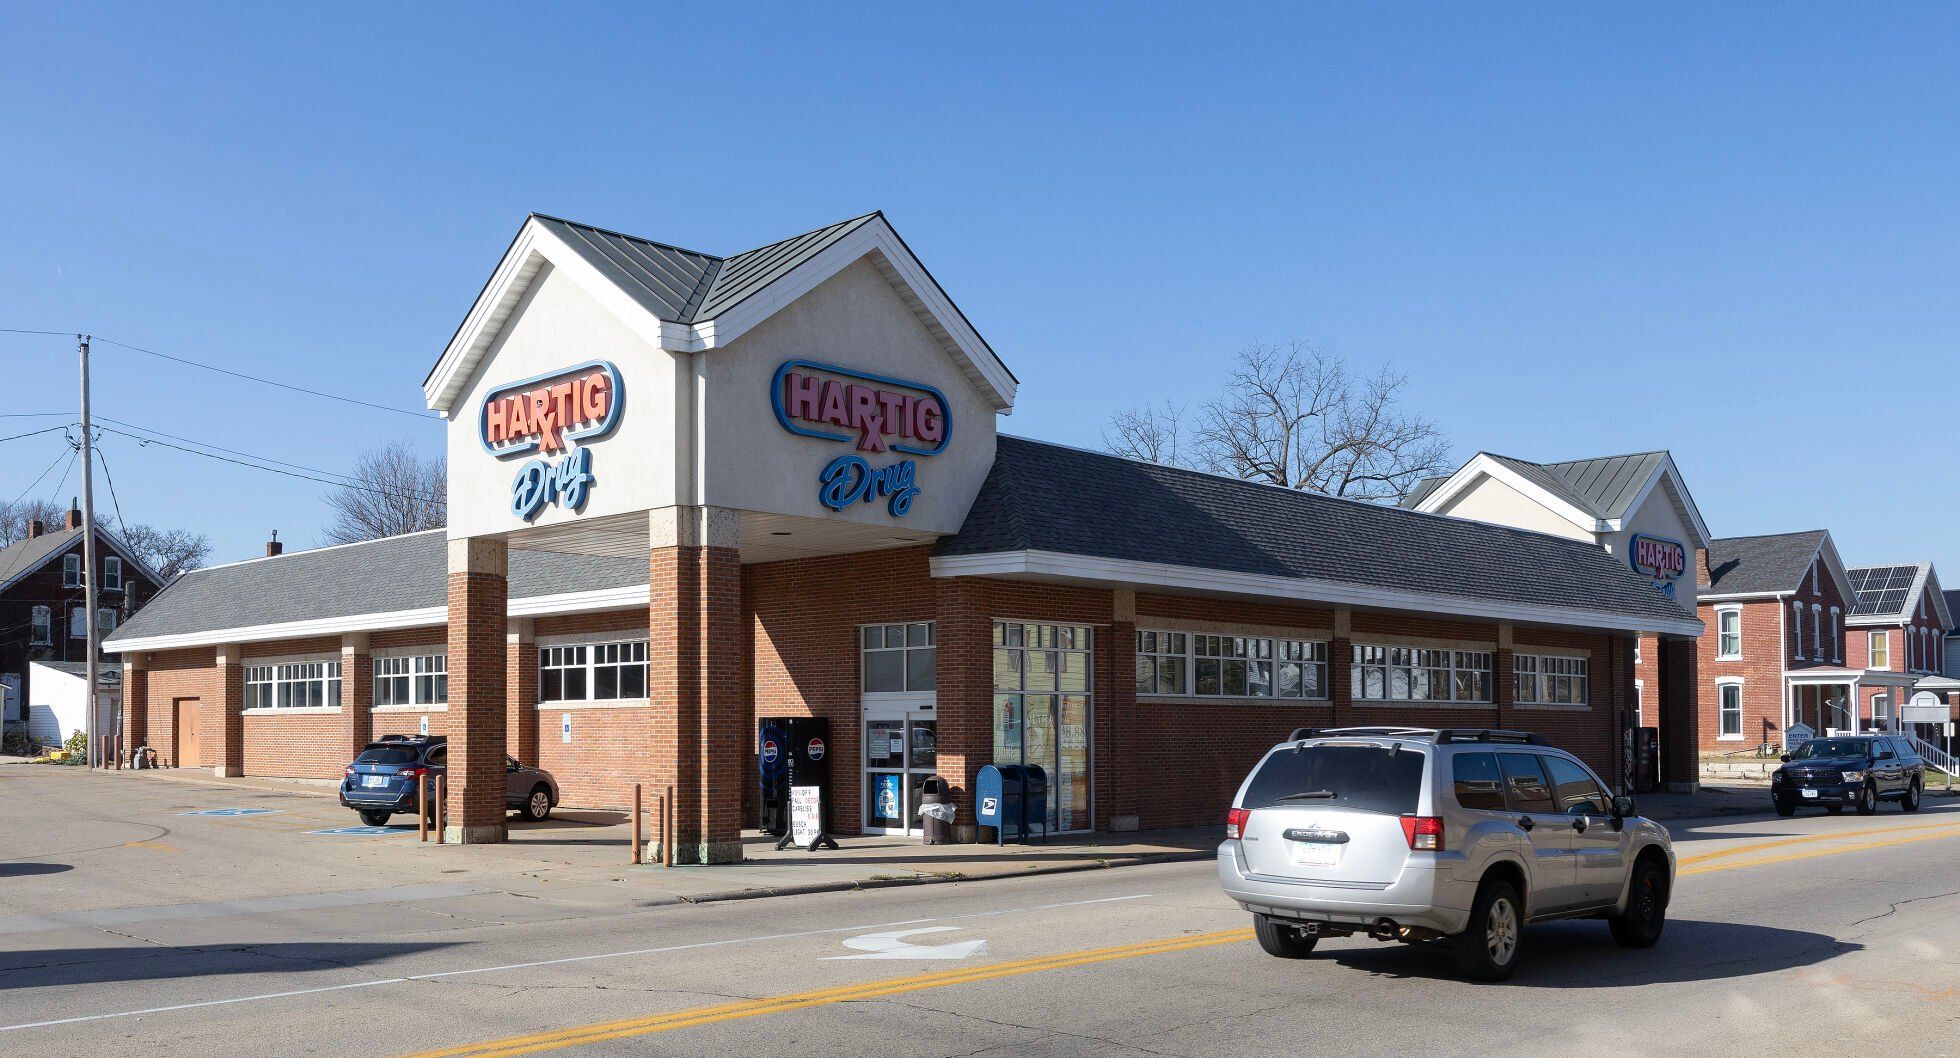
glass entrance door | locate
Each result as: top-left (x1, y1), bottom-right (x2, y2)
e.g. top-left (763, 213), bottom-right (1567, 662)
top-left (863, 705), bottom-right (937, 835)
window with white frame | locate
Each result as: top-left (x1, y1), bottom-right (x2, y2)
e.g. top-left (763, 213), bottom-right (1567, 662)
top-left (862, 623), bottom-right (935, 693)
top-left (1515, 653), bottom-right (1589, 705)
top-left (62, 554), bottom-right (80, 587)
top-left (1352, 644), bottom-right (1491, 703)
top-left (69, 606), bottom-right (86, 638)
top-left (1830, 608), bottom-right (1841, 661)
top-left (1870, 630), bottom-right (1889, 669)
top-left (539, 638), bottom-right (648, 703)
top-left (375, 653), bottom-right (447, 708)
top-left (97, 608), bottom-right (116, 635)
top-left (244, 660), bottom-right (342, 709)
top-left (1716, 608), bottom-right (1742, 659)
top-left (103, 556), bottom-right (121, 591)
top-left (1791, 601), bottom-right (1804, 659)
top-left (1135, 630), bottom-right (1326, 700)
top-left (29, 605), bottom-right (50, 646)
top-left (1718, 681), bottom-right (1743, 737)
top-left (1810, 605), bottom-right (1822, 661)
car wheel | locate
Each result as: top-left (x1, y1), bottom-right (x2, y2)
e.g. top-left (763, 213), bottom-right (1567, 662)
top-left (1855, 782), bottom-right (1878, 816)
top-left (1902, 780), bottom-right (1922, 813)
top-left (1252, 914), bottom-right (1319, 958)
top-left (1825, 805), bottom-right (1843, 815)
top-left (1608, 858), bottom-right (1667, 948)
top-left (1454, 878), bottom-right (1523, 982)
top-left (523, 785), bottom-right (553, 822)
top-left (1773, 799), bottom-right (1796, 818)
top-left (359, 810), bottom-right (391, 827)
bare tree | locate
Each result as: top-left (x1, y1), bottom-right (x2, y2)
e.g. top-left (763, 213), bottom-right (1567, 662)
top-left (1102, 400), bottom-right (1184, 465)
top-left (323, 438), bottom-right (447, 544)
top-left (0, 498), bottom-right (65, 547)
top-left (1109, 339), bottom-right (1451, 502)
top-left (118, 524), bottom-right (212, 580)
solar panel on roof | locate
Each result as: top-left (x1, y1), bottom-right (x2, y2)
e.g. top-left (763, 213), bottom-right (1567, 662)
top-left (1850, 565), bottom-right (1920, 616)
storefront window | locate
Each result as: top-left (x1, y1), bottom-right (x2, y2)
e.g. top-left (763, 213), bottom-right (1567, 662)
top-left (539, 638), bottom-right (647, 703)
top-left (1134, 629), bottom-right (1325, 700)
top-left (862, 623), bottom-right (935, 692)
top-left (245, 660), bottom-right (342, 709)
top-left (376, 653), bottom-right (447, 708)
top-left (1352, 643), bottom-right (1492, 703)
top-left (993, 621), bottom-right (1091, 832)
top-left (1515, 653), bottom-right (1588, 705)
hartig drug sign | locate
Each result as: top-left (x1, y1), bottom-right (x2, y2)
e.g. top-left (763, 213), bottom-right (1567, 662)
top-left (771, 360), bottom-right (951, 518)
top-left (480, 360), bottom-right (623, 521)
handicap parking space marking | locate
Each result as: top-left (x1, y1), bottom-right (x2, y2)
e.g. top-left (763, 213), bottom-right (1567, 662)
top-left (179, 808), bottom-right (284, 818)
top-left (305, 825), bottom-right (416, 836)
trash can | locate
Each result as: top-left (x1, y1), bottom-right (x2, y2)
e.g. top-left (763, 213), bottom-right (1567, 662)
top-left (918, 775), bottom-right (955, 844)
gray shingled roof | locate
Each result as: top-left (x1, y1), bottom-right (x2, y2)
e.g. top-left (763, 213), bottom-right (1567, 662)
top-left (1703, 531), bottom-right (1828, 596)
top-left (105, 532), bottom-right (645, 644)
top-left (0, 526), bottom-right (83, 592)
top-left (935, 437), bottom-right (1698, 628)
top-left (530, 212), bottom-right (881, 325)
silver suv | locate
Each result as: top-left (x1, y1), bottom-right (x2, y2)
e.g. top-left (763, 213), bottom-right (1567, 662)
top-left (1217, 727), bottom-right (1674, 981)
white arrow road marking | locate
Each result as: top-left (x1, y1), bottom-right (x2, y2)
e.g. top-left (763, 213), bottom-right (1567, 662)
top-left (825, 926), bottom-right (987, 961)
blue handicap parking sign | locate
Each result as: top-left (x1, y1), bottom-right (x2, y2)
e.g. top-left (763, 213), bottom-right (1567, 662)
top-left (179, 808), bottom-right (283, 817)
top-left (305, 825), bottom-right (410, 836)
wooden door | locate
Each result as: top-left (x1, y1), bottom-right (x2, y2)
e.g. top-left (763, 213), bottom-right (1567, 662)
top-left (174, 698), bottom-right (201, 768)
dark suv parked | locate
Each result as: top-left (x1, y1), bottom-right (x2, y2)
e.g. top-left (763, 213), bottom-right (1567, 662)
top-left (1771, 735), bottom-right (1924, 817)
top-left (338, 735), bottom-right (560, 827)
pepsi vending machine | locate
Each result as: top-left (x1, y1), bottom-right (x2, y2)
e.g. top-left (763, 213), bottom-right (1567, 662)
top-left (758, 716), bottom-right (831, 838)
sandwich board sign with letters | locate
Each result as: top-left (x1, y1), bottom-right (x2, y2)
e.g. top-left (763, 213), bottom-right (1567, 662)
top-left (780, 785), bottom-right (838, 852)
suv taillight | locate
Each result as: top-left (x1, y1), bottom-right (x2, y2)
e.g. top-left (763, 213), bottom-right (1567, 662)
top-left (1400, 815), bottom-right (1444, 851)
top-left (398, 766), bottom-right (427, 781)
top-left (1226, 807), bottom-right (1251, 840)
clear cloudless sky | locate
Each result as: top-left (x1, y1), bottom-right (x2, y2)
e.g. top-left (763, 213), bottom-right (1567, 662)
top-left (3, 3), bottom-right (1957, 576)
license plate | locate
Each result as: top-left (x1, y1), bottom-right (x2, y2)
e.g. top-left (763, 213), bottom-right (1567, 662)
top-left (1801, 788), bottom-right (1818, 798)
top-left (1289, 841), bottom-right (1340, 867)
top-left (362, 775), bottom-right (389, 788)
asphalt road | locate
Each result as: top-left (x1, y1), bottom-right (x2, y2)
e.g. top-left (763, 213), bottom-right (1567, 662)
top-left (5, 767), bottom-right (1960, 1057)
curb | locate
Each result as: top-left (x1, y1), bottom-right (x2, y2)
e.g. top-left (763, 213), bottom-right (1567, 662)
top-left (654, 849), bottom-right (1217, 906)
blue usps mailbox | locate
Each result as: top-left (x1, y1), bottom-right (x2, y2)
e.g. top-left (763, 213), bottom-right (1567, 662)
top-left (975, 763), bottom-right (1049, 845)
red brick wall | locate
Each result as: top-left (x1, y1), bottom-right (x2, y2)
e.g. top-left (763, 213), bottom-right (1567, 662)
top-left (1697, 598), bottom-right (1788, 752)
top-left (136, 647), bottom-right (216, 768)
top-left (531, 605), bottom-right (658, 810)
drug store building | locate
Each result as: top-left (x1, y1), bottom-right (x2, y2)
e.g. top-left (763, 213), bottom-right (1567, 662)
top-left (104, 211), bottom-right (1703, 861)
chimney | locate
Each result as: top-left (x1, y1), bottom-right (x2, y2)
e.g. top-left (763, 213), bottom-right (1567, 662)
top-left (64, 498), bottom-right (82, 531)
top-left (265, 530), bottom-right (283, 558)
top-left (26, 518), bottom-right (44, 539)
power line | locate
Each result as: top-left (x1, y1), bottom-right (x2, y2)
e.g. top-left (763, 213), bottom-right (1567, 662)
top-left (94, 444), bottom-right (128, 536)
top-left (0, 412), bottom-right (74, 419)
top-left (95, 416), bottom-right (372, 487)
top-left (0, 328), bottom-right (75, 337)
top-left (90, 334), bottom-right (438, 420)
top-left (48, 445), bottom-right (78, 507)
top-left (0, 425), bottom-right (73, 445)
top-left (96, 426), bottom-right (444, 505)
top-left (3, 443), bottom-right (73, 512)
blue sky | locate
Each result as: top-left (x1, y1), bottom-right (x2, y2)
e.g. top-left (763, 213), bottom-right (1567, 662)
top-left (4, 3), bottom-right (1958, 575)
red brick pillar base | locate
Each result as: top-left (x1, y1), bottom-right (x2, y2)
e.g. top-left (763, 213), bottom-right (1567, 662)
top-left (933, 576), bottom-right (992, 842)
top-left (343, 633), bottom-right (373, 761)
top-left (212, 645), bottom-right (245, 776)
top-left (1105, 592), bottom-right (1140, 832)
top-left (122, 654), bottom-right (148, 763)
top-left (1659, 636), bottom-right (1699, 793)
top-left (446, 537), bottom-right (509, 843)
top-left (650, 507), bottom-right (745, 865)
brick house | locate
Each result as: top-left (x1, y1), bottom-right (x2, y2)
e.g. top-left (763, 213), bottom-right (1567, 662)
top-left (0, 504), bottom-right (165, 740)
top-left (1841, 563), bottom-right (1952, 733)
top-left (1695, 530), bottom-right (1856, 754)
top-left (103, 210), bottom-right (1704, 860)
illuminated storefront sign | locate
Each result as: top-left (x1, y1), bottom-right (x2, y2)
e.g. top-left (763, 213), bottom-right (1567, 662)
top-left (772, 360), bottom-right (950, 518)
top-left (1630, 533), bottom-right (1687, 598)
top-left (480, 360), bottom-right (623, 521)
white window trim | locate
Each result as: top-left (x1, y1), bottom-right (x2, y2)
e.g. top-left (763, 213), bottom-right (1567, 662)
top-left (1810, 604), bottom-right (1823, 662)
top-left (103, 555), bottom-right (122, 591)
top-left (860, 621), bottom-right (938, 695)
top-left (241, 654), bottom-right (344, 713)
top-left (1514, 650), bottom-right (1593, 710)
top-left (29, 605), bottom-right (51, 646)
top-left (372, 650), bottom-right (449, 712)
top-left (1830, 607), bottom-right (1841, 662)
top-left (1870, 630), bottom-right (1890, 670)
top-left (1791, 601), bottom-right (1804, 660)
top-left (62, 553), bottom-right (81, 588)
top-left (537, 633), bottom-right (650, 707)
top-left (1351, 642), bottom-right (1494, 706)
top-left (1137, 627), bottom-right (1330, 703)
top-left (1715, 605), bottom-right (1743, 661)
top-left (1716, 676), bottom-right (1746, 740)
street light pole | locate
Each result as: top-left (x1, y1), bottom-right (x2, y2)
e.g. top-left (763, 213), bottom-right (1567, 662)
top-left (78, 334), bottom-right (101, 769)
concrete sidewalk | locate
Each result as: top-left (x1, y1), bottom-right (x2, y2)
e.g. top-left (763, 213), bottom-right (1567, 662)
top-left (91, 766), bottom-right (1809, 907)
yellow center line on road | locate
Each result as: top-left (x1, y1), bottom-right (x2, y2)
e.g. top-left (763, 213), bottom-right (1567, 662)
top-left (397, 928), bottom-right (1253, 1058)
top-left (1680, 823), bottom-right (1960, 876)
top-left (1676, 819), bottom-right (1960, 869)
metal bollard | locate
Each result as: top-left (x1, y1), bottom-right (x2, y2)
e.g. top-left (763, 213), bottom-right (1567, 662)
top-left (418, 775), bottom-right (429, 842)
top-left (631, 783), bottom-right (644, 865)
top-left (663, 784), bottom-right (676, 868)
top-left (435, 774), bottom-right (447, 844)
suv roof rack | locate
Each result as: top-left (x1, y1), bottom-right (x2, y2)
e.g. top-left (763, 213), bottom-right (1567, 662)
top-left (1288, 726), bottom-right (1440, 742)
top-left (373, 733), bottom-right (446, 744)
top-left (1285, 726), bottom-right (1548, 746)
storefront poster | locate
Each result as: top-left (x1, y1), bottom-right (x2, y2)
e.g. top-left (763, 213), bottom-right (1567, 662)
top-left (874, 773), bottom-right (903, 822)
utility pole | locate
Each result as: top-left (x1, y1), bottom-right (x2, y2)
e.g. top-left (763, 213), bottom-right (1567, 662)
top-left (78, 334), bottom-right (101, 769)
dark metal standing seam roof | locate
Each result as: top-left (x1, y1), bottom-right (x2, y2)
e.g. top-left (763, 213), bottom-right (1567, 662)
top-left (934, 437), bottom-right (1699, 629)
top-left (1487, 451), bottom-right (1668, 521)
top-left (529, 212), bottom-right (883, 325)
top-left (1702, 531), bottom-right (1829, 596)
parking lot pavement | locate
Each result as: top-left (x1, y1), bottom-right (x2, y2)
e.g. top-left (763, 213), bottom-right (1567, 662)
top-left (5, 786), bottom-right (1960, 1058)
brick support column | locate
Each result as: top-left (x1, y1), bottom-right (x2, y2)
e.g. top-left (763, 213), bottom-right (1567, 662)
top-left (507, 618), bottom-right (538, 766)
top-left (933, 575), bottom-right (992, 841)
top-left (1659, 635), bottom-right (1700, 793)
top-left (122, 653), bottom-right (148, 761)
top-left (1330, 608), bottom-right (1354, 728)
top-left (649, 506), bottom-right (744, 865)
top-left (342, 633), bottom-right (372, 760)
top-left (1105, 588), bottom-right (1140, 832)
top-left (1494, 622), bottom-right (1515, 730)
top-left (1616, 633), bottom-right (1639, 794)
top-left (446, 537), bottom-right (508, 844)
top-left (212, 645), bottom-right (245, 776)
